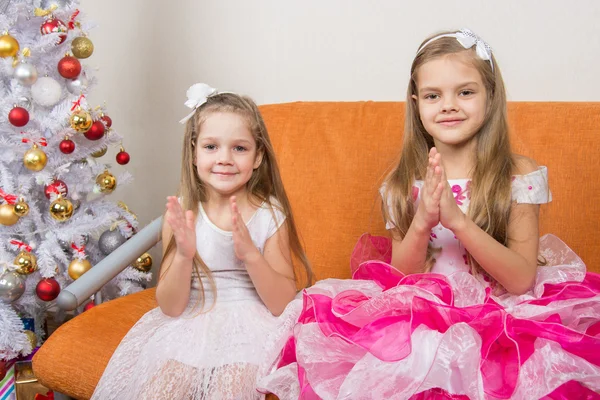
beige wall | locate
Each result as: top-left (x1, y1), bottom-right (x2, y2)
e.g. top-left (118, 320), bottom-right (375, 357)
top-left (79, 0), bottom-right (600, 274)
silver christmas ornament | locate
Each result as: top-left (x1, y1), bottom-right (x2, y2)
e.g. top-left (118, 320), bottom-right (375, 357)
top-left (98, 228), bottom-right (127, 255)
top-left (18, 97), bottom-right (32, 110)
top-left (65, 74), bottom-right (88, 95)
top-left (59, 234), bottom-right (88, 251)
top-left (0, 271), bottom-right (26, 302)
top-left (14, 62), bottom-right (38, 86)
top-left (58, 238), bottom-right (70, 252)
top-left (31, 76), bottom-right (62, 107)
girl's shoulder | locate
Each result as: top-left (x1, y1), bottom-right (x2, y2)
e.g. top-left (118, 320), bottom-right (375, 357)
top-left (512, 154), bottom-right (539, 176)
top-left (511, 155), bottom-right (551, 204)
top-left (252, 197), bottom-right (287, 235)
top-left (258, 196), bottom-right (285, 216)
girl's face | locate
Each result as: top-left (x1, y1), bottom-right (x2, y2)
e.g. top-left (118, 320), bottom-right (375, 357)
top-left (195, 111), bottom-right (262, 199)
top-left (413, 52), bottom-right (487, 150)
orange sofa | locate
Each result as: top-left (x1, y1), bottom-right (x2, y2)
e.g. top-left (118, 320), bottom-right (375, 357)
top-left (33, 102), bottom-right (600, 399)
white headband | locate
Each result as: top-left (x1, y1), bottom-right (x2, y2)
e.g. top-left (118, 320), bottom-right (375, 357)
top-left (179, 83), bottom-right (234, 124)
top-left (417, 28), bottom-right (494, 71)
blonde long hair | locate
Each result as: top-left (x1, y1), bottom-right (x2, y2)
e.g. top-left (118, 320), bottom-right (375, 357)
top-left (383, 31), bottom-right (514, 272)
top-left (160, 93), bottom-right (313, 309)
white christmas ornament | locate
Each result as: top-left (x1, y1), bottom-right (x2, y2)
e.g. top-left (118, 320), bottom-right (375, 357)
top-left (14, 62), bottom-right (38, 86)
top-left (31, 76), bottom-right (62, 106)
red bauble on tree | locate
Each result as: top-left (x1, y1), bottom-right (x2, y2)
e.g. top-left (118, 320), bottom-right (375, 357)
top-left (83, 301), bottom-right (95, 311)
top-left (59, 137), bottom-right (75, 154)
top-left (36, 277), bottom-right (61, 301)
top-left (40, 18), bottom-right (68, 45)
top-left (116, 148), bottom-right (130, 165)
top-left (44, 179), bottom-right (68, 199)
top-left (57, 55), bottom-right (81, 79)
top-left (8, 106), bottom-right (29, 127)
top-left (84, 120), bottom-right (105, 140)
top-left (100, 114), bottom-right (112, 128)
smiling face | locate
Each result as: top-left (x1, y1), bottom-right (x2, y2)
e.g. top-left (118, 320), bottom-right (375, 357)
top-left (413, 52), bottom-right (488, 150)
top-left (194, 111), bottom-right (262, 199)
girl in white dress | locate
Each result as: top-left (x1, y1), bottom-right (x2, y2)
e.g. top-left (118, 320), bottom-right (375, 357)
top-left (92, 83), bottom-right (312, 400)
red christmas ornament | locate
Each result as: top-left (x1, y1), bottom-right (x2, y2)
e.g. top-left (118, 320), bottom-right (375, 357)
top-left (8, 106), bottom-right (29, 127)
top-left (83, 301), bottom-right (95, 311)
top-left (116, 149), bottom-right (130, 165)
top-left (59, 138), bottom-right (75, 154)
top-left (44, 179), bottom-right (68, 199)
top-left (84, 120), bottom-right (105, 140)
top-left (57, 55), bottom-right (81, 79)
top-left (36, 277), bottom-right (61, 301)
top-left (40, 18), bottom-right (68, 45)
top-left (100, 114), bottom-right (112, 128)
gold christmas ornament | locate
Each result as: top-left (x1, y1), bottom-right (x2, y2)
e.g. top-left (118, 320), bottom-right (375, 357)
top-left (70, 108), bottom-right (92, 132)
top-left (68, 258), bottom-right (92, 279)
top-left (14, 250), bottom-right (38, 275)
top-left (96, 170), bottom-right (117, 193)
top-left (132, 253), bottom-right (153, 272)
top-left (0, 33), bottom-right (19, 58)
top-left (71, 36), bottom-right (94, 59)
top-left (49, 196), bottom-right (74, 221)
top-left (91, 147), bottom-right (107, 158)
top-left (23, 144), bottom-right (48, 171)
top-left (24, 330), bottom-right (37, 349)
top-left (0, 203), bottom-right (19, 226)
top-left (13, 200), bottom-right (29, 217)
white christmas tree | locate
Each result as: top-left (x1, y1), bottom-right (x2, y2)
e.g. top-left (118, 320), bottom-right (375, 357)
top-left (0, 0), bottom-right (151, 362)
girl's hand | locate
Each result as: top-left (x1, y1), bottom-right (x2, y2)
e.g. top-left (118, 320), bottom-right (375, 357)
top-left (231, 196), bottom-right (260, 263)
top-left (165, 196), bottom-right (197, 260)
top-left (413, 147), bottom-right (444, 233)
top-left (438, 163), bottom-right (467, 232)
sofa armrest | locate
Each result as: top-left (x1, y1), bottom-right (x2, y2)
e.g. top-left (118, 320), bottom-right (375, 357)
top-left (56, 216), bottom-right (163, 311)
top-left (33, 288), bottom-right (158, 399)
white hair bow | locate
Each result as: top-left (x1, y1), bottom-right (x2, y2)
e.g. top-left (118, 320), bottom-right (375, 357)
top-left (417, 28), bottom-right (494, 71)
top-left (455, 29), bottom-right (492, 65)
top-left (179, 83), bottom-right (217, 124)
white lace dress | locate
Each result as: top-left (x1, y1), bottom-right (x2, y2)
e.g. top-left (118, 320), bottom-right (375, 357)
top-left (92, 201), bottom-right (285, 400)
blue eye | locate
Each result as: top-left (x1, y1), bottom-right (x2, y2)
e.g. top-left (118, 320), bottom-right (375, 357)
top-left (234, 146), bottom-right (247, 152)
top-left (424, 94), bottom-right (439, 100)
top-left (460, 90), bottom-right (474, 96)
top-left (204, 144), bottom-right (216, 150)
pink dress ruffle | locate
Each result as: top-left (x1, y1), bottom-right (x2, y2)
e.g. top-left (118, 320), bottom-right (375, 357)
top-left (258, 234), bottom-right (600, 399)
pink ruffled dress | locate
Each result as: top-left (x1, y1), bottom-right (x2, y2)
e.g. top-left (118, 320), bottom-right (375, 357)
top-left (258, 167), bottom-right (600, 399)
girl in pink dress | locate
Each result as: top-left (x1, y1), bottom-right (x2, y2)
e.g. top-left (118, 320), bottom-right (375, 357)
top-left (258, 29), bottom-right (600, 399)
